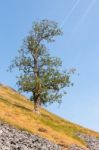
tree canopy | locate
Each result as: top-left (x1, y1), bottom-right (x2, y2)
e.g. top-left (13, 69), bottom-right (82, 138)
top-left (9, 19), bottom-right (75, 112)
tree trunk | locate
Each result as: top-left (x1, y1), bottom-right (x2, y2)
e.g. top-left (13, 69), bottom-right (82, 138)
top-left (33, 94), bottom-right (41, 114)
top-left (33, 48), bottom-right (41, 114)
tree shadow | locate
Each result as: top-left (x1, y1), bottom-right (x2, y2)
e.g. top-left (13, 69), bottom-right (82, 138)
top-left (0, 96), bottom-right (32, 112)
top-left (14, 103), bottom-right (32, 112)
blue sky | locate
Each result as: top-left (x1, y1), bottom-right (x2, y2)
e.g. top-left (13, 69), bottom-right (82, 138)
top-left (0, 0), bottom-right (99, 131)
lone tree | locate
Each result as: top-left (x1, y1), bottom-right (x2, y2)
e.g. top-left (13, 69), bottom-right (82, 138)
top-left (9, 20), bottom-right (75, 113)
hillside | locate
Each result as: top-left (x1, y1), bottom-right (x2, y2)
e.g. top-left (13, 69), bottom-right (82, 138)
top-left (0, 83), bottom-right (99, 149)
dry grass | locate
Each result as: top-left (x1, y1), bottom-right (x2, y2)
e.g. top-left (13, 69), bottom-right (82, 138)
top-left (0, 83), bottom-right (99, 149)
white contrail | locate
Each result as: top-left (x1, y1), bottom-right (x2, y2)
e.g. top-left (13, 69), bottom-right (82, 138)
top-left (73, 0), bottom-right (97, 32)
top-left (60, 0), bottom-right (81, 28)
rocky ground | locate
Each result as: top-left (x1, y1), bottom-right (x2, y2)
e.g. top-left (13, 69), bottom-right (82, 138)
top-left (0, 122), bottom-right (61, 150)
top-left (77, 133), bottom-right (99, 150)
top-left (0, 122), bottom-right (99, 150)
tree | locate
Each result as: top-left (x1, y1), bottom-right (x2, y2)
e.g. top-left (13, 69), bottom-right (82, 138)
top-left (9, 19), bottom-right (75, 113)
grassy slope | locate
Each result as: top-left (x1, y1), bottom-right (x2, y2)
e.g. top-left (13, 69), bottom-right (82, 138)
top-left (0, 83), bottom-right (99, 149)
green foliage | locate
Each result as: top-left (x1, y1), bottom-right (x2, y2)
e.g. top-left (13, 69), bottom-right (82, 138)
top-left (9, 19), bottom-right (75, 107)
